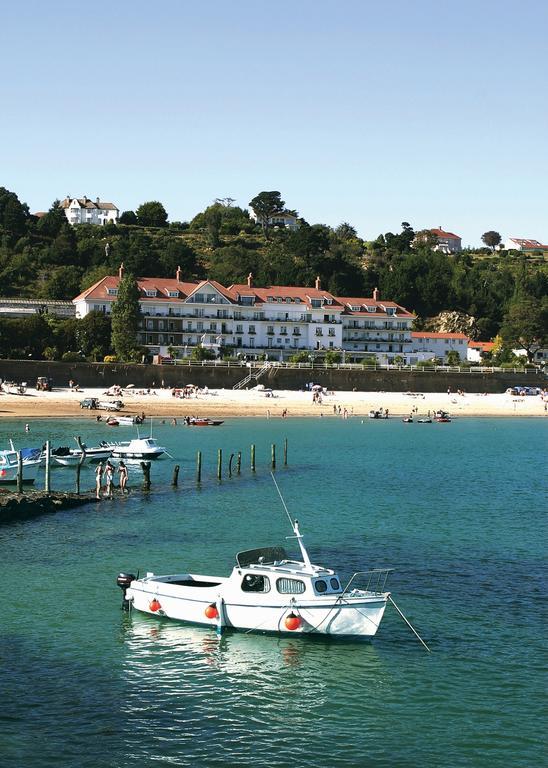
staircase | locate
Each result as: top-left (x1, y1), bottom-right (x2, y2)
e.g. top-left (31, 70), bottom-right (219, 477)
top-left (232, 362), bottom-right (271, 390)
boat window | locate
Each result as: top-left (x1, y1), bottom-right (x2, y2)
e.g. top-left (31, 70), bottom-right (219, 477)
top-left (330, 578), bottom-right (341, 591)
top-left (241, 574), bottom-right (270, 593)
top-left (276, 578), bottom-right (305, 594)
top-left (314, 579), bottom-right (327, 593)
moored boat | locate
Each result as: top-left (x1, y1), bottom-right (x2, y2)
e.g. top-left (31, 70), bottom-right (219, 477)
top-left (0, 448), bottom-right (41, 484)
top-left (108, 437), bottom-right (165, 460)
top-left (117, 516), bottom-right (392, 638)
top-left (51, 444), bottom-right (112, 466)
top-left (188, 417), bottom-right (224, 427)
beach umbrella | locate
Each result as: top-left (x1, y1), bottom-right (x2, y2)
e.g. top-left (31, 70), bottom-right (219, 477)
top-left (125, 384), bottom-right (135, 388)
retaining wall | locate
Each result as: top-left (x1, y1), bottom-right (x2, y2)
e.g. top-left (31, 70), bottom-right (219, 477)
top-left (0, 359), bottom-right (543, 394)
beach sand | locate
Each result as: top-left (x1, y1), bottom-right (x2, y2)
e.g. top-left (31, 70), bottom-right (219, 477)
top-left (0, 385), bottom-right (546, 420)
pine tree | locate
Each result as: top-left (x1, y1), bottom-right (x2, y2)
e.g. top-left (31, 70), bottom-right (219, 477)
top-left (111, 274), bottom-right (142, 361)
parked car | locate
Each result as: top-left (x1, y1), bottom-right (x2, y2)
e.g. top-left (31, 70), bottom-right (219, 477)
top-left (80, 397), bottom-right (99, 409)
top-left (98, 400), bottom-right (124, 411)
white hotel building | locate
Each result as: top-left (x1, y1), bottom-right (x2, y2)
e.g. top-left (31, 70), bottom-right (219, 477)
top-left (73, 267), bottom-right (415, 363)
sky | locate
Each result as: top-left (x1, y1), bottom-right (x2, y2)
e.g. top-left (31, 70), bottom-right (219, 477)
top-left (1, 0), bottom-right (546, 247)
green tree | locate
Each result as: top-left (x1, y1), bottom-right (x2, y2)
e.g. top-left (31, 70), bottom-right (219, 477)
top-left (136, 201), bottom-right (168, 228)
top-left (0, 188), bottom-right (29, 239)
top-left (119, 210), bottom-right (138, 225)
top-left (499, 296), bottom-right (548, 363)
top-left (76, 311), bottom-right (113, 360)
top-left (249, 191), bottom-right (285, 238)
top-left (110, 274), bottom-right (142, 361)
top-left (481, 231), bottom-right (502, 252)
top-left (40, 265), bottom-right (83, 299)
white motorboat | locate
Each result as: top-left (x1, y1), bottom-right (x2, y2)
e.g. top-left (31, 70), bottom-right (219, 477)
top-left (117, 517), bottom-right (392, 638)
top-left (50, 444), bottom-right (112, 466)
top-left (0, 448), bottom-right (41, 484)
top-left (108, 437), bottom-right (165, 460)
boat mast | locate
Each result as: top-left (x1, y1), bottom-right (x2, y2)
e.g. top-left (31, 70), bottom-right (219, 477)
top-left (271, 473), bottom-right (313, 571)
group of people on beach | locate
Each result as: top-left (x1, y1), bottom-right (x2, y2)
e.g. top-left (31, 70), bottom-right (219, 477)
top-left (95, 460), bottom-right (128, 500)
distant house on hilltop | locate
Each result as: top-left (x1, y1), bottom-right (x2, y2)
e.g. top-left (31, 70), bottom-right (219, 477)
top-left (249, 208), bottom-right (300, 231)
top-left (429, 227), bottom-right (462, 254)
top-left (505, 238), bottom-right (548, 253)
top-left (60, 196), bottom-right (119, 226)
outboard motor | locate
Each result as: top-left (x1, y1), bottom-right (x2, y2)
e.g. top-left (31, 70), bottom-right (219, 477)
top-left (117, 572), bottom-right (136, 610)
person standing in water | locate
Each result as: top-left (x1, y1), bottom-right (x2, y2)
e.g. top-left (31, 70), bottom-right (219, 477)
top-left (118, 461), bottom-right (128, 493)
top-left (95, 462), bottom-right (104, 500)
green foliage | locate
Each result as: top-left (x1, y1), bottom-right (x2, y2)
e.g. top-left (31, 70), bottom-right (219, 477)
top-left (119, 210), bottom-right (138, 225)
top-left (76, 310), bottom-right (113, 360)
top-left (481, 231), bottom-right (502, 251)
top-left (500, 295), bottom-right (548, 363)
top-left (61, 351), bottom-right (84, 362)
top-left (445, 350), bottom-right (462, 365)
top-left (110, 274), bottom-right (142, 361)
top-left (191, 346), bottom-right (216, 361)
top-left (249, 191), bottom-right (285, 238)
top-left (324, 350), bottom-right (342, 364)
top-left (136, 201), bottom-right (168, 228)
top-left (288, 351), bottom-right (310, 363)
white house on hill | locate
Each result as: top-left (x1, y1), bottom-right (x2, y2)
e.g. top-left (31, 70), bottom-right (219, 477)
top-left (60, 196), bottom-right (119, 226)
top-left (429, 228), bottom-right (462, 254)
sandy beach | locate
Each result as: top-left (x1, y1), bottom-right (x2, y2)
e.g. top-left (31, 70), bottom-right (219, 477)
top-left (0, 385), bottom-right (546, 420)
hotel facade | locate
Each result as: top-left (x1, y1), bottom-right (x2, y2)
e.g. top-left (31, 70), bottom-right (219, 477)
top-left (73, 266), bottom-right (416, 363)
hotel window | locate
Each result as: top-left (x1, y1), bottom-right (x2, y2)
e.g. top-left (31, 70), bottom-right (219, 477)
top-left (328, 328), bottom-right (335, 336)
top-left (197, 322), bottom-right (203, 331)
top-left (241, 296), bottom-right (254, 305)
top-left (193, 293), bottom-right (204, 303)
top-left (147, 320), bottom-right (153, 329)
top-left (234, 311), bottom-right (242, 320)
top-left (158, 320), bottom-right (164, 330)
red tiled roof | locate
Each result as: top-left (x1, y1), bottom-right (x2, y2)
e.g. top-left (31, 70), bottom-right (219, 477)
top-left (507, 238), bottom-right (546, 249)
top-left (227, 284), bottom-right (344, 310)
top-left (73, 275), bottom-right (202, 303)
top-left (468, 341), bottom-right (495, 351)
top-left (337, 297), bottom-right (414, 317)
top-left (412, 331), bottom-right (468, 340)
top-left (430, 228), bottom-right (461, 240)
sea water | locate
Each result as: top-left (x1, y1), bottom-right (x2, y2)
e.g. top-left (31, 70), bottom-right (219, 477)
top-left (0, 417), bottom-right (545, 768)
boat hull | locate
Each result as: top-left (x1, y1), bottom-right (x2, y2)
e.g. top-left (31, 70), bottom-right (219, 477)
top-left (52, 449), bottom-right (112, 466)
top-left (0, 462), bottom-right (40, 484)
top-left (126, 579), bottom-right (388, 638)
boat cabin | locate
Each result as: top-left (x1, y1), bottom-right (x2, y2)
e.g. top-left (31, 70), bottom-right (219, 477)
top-left (233, 546), bottom-right (343, 597)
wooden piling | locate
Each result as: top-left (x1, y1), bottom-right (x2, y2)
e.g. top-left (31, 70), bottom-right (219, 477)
top-left (271, 443), bottom-right (276, 470)
top-left (140, 461), bottom-right (151, 490)
top-left (196, 451), bottom-right (202, 483)
top-left (251, 444), bottom-right (256, 472)
top-left (228, 453), bottom-right (234, 478)
top-left (217, 449), bottom-right (222, 480)
top-left (16, 451), bottom-right (23, 494)
top-left (44, 440), bottom-right (51, 493)
top-left (283, 437), bottom-right (288, 467)
top-left (171, 465), bottom-right (180, 486)
top-left (237, 451), bottom-right (241, 475)
top-left (75, 436), bottom-right (86, 496)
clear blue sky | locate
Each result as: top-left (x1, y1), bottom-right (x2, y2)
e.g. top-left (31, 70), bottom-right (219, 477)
top-left (1, 0), bottom-right (546, 246)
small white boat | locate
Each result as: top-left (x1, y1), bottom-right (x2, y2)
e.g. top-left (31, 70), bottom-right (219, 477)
top-left (0, 449), bottom-right (41, 484)
top-left (108, 437), bottom-right (165, 460)
top-left (51, 444), bottom-right (112, 466)
top-left (117, 517), bottom-right (392, 638)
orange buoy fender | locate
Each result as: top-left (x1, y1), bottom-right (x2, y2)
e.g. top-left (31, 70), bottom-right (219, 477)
top-left (149, 598), bottom-right (161, 612)
top-left (285, 611), bottom-right (301, 631)
top-left (205, 603), bottom-right (219, 619)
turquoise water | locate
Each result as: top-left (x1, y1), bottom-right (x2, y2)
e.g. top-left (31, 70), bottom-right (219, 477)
top-left (0, 417), bottom-right (546, 767)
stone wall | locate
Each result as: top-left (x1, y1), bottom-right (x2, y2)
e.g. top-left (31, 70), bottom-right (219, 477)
top-left (0, 359), bottom-right (542, 394)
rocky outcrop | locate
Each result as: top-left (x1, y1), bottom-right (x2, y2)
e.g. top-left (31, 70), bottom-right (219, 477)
top-left (421, 311), bottom-right (479, 340)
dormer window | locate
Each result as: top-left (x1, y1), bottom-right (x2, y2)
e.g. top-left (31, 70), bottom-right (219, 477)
top-left (286, 297), bottom-right (292, 303)
top-left (241, 296), bottom-right (254, 306)
top-left (167, 290), bottom-right (179, 298)
top-left (144, 289), bottom-right (157, 298)
top-left (107, 288), bottom-right (118, 296)
top-left (386, 307), bottom-right (396, 315)
top-left (324, 298), bottom-right (332, 305)
top-left (277, 297), bottom-right (283, 303)
top-left (367, 306), bottom-right (376, 312)
top-left (294, 298), bottom-right (301, 303)
top-left (267, 296), bottom-right (274, 302)
top-left (350, 304), bottom-right (361, 311)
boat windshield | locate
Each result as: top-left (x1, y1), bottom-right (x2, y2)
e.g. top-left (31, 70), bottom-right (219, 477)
top-left (236, 546), bottom-right (288, 568)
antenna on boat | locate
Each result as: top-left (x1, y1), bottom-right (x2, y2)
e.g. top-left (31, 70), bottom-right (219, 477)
top-left (271, 472), bottom-right (313, 572)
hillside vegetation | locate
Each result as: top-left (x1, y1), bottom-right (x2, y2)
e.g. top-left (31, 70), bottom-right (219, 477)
top-left (0, 187), bottom-right (546, 359)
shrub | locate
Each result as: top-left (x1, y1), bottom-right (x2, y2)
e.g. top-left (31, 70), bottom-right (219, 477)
top-left (289, 351), bottom-right (310, 363)
top-left (61, 351), bottom-right (84, 362)
top-left (103, 355), bottom-right (118, 363)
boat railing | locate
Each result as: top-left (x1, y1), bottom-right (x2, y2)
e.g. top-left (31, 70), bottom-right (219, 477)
top-left (342, 568), bottom-right (394, 596)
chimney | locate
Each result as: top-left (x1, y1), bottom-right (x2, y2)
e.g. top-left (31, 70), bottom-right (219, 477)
top-left (315, 275), bottom-right (321, 291)
top-left (247, 272), bottom-right (253, 288)
top-left (96, 197), bottom-right (100, 205)
top-left (373, 287), bottom-right (379, 301)
top-left (82, 195), bottom-right (87, 203)
top-left (176, 265), bottom-right (181, 282)
top-left (119, 262), bottom-right (124, 279)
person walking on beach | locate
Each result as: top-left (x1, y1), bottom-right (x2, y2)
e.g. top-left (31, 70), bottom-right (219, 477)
top-left (104, 461), bottom-right (114, 499)
top-left (95, 462), bottom-right (104, 500)
top-left (118, 461), bottom-right (128, 493)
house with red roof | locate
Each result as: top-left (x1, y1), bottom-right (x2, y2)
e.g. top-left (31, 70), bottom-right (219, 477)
top-left (73, 268), bottom-right (415, 362)
top-left (467, 340), bottom-right (495, 363)
top-left (429, 227), bottom-right (462, 254)
top-left (505, 238), bottom-right (548, 253)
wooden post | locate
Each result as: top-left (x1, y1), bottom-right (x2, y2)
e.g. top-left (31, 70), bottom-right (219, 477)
top-left (271, 443), bottom-right (276, 470)
top-left (196, 451), bottom-right (202, 483)
top-left (140, 461), bottom-right (151, 490)
top-left (237, 451), bottom-right (241, 475)
top-left (75, 436), bottom-right (86, 496)
top-left (171, 465), bottom-right (180, 486)
top-left (44, 440), bottom-right (51, 493)
top-left (283, 437), bottom-right (288, 467)
top-left (228, 453), bottom-right (234, 478)
top-left (217, 449), bottom-right (222, 480)
top-left (16, 451), bottom-right (23, 494)
top-left (251, 444), bottom-right (256, 472)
